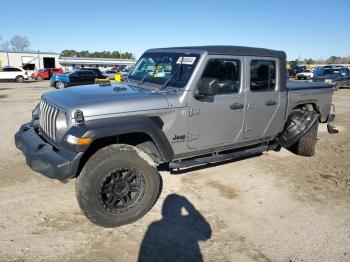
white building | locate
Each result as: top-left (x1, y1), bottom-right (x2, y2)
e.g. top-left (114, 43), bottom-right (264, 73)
top-left (0, 50), bottom-right (59, 70)
top-left (58, 57), bottom-right (136, 71)
top-left (0, 51), bottom-right (136, 72)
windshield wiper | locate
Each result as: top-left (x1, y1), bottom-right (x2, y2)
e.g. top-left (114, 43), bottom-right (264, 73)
top-left (161, 57), bottom-right (184, 90)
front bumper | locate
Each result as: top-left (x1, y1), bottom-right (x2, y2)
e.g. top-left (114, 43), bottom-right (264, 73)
top-left (15, 123), bottom-right (83, 180)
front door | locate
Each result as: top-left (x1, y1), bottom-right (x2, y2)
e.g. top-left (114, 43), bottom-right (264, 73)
top-left (243, 58), bottom-right (284, 139)
top-left (188, 57), bottom-right (245, 149)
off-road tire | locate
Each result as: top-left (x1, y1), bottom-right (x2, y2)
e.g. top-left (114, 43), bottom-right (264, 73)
top-left (75, 144), bottom-right (161, 227)
top-left (15, 76), bottom-right (24, 83)
top-left (55, 81), bottom-right (65, 89)
top-left (290, 119), bottom-right (318, 157)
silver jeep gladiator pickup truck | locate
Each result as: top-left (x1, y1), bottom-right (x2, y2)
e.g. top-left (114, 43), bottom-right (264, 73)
top-left (15, 46), bottom-right (337, 227)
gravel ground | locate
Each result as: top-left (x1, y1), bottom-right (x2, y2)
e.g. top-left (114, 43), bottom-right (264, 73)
top-left (0, 81), bottom-right (349, 262)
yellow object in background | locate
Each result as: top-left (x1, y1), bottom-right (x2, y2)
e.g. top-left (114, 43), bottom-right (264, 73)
top-left (115, 73), bottom-right (121, 82)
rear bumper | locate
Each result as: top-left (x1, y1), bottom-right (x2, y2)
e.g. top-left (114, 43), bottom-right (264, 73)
top-left (326, 104), bottom-right (338, 134)
top-left (14, 123), bottom-right (82, 180)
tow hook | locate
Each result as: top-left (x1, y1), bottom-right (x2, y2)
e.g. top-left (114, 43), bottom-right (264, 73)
top-left (327, 104), bottom-right (339, 134)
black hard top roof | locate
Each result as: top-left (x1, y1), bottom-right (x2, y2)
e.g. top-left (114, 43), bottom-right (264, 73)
top-left (147, 45), bottom-right (286, 59)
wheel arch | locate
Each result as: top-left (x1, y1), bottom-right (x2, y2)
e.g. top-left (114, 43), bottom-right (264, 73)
top-left (291, 101), bottom-right (320, 114)
top-left (74, 116), bottom-right (174, 176)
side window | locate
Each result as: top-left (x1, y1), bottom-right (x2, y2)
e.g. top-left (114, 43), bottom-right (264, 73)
top-left (250, 60), bottom-right (276, 92)
top-left (202, 59), bottom-right (240, 94)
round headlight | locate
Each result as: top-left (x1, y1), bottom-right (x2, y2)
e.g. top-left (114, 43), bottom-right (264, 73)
top-left (56, 111), bottom-right (68, 132)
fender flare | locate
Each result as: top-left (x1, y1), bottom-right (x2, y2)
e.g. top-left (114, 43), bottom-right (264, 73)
top-left (66, 116), bottom-right (174, 162)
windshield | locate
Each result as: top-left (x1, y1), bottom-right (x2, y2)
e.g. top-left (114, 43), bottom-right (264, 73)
top-left (128, 52), bottom-right (199, 88)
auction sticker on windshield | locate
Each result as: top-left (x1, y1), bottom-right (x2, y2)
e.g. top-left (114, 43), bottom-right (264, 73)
top-left (177, 57), bottom-right (196, 65)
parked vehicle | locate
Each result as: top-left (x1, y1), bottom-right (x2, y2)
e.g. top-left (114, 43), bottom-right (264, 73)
top-left (15, 46), bottom-right (337, 228)
top-left (81, 67), bottom-right (104, 76)
top-left (104, 70), bottom-right (117, 79)
top-left (313, 67), bottom-right (350, 90)
top-left (288, 65), bottom-right (307, 77)
top-left (296, 69), bottom-right (314, 80)
top-left (0, 66), bottom-right (29, 82)
top-left (49, 69), bottom-right (108, 89)
top-left (31, 68), bottom-right (63, 80)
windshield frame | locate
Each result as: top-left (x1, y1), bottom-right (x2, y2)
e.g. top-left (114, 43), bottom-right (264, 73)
top-left (128, 52), bottom-right (200, 88)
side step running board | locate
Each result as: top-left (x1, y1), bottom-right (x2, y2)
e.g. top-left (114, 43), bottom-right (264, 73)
top-left (169, 144), bottom-right (276, 169)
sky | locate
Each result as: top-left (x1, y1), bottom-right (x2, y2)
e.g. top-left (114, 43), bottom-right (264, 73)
top-left (1, 0), bottom-right (349, 60)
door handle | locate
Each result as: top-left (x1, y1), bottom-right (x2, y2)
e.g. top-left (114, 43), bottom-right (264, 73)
top-left (265, 100), bottom-right (277, 106)
top-left (230, 103), bottom-right (244, 110)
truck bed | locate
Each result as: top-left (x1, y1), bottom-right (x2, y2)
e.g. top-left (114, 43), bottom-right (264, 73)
top-left (287, 80), bottom-right (333, 90)
top-left (286, 80), bottom-right (334, 123)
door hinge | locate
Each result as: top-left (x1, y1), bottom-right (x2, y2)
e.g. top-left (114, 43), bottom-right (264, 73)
top-left (188, 133), bottom-right (199, 141)
top-left (188, 108), bottom-right (200, 117)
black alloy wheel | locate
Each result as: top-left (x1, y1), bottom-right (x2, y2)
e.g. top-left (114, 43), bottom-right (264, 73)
top-left (99, 168), bottom-right (145, 213)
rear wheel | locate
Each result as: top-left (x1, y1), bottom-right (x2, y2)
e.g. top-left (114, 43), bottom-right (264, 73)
top-left (15, 76), bottom-right (24, 83)
top-left (75, 144), bottom-right (161, 227)
top-left (289, 119), bottom-right (318, 157)
top-left (55, 81), bottom-right (66, 89)
top-left (37, 76), bottom-right (43, 81)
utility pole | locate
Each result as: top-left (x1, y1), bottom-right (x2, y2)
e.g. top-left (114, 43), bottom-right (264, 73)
top-left (38, 50), bottom-right (41, 69)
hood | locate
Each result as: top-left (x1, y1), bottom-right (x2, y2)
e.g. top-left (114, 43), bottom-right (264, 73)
top-left (44, 82), bottom-right (169, 119)
top-left (50, 73), bottom-right (69, 82)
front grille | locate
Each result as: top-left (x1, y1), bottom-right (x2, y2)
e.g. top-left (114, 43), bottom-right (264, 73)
top-left (39, 100), bottom-right (59, 141)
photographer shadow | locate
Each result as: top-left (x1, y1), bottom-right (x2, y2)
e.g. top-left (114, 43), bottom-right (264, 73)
top-left (138, 194), bottom-right (212, 262)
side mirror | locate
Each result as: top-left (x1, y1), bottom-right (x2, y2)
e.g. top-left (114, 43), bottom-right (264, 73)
top-left (196, 77), bottom-right (219, 98)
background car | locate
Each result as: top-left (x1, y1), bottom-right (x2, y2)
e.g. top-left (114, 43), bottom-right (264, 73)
top-left (313, 67), bottom-right (350, 90)
top-left (288, 65), bottom-right (307, 77)
top-left (0, 66), bottom-right (29, 82)
top-left (50, 69), bottom-right (108, 89)
top-left (104, 70), bottom-right (117, 79)
top-left (31, 68), bottom-right (63, 80)
top-left (296, 69), bottom-right (314, 80)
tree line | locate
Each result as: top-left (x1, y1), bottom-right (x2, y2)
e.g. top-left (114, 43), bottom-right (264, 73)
top-left (1, 35), bottom-right (135, 60)
top-left (60, 50), bottom-right (135, 59)
top-left (293, 56), bottom-right (350, 66)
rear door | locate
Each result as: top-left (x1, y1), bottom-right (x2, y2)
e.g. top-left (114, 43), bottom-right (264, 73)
top-left (243, 58), bottom-right (285, 140)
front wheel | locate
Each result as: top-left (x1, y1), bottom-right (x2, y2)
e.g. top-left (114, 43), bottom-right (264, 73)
top-left (55, 81), bottom-right (66, 89)
top-left (75, 144), bottom-right (161, 227)
top-left (37, 76), bottom-right (43, 81)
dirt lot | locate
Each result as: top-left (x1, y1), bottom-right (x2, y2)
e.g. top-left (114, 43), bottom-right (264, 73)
top-left (0, 81), bottom-right (349, 262)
